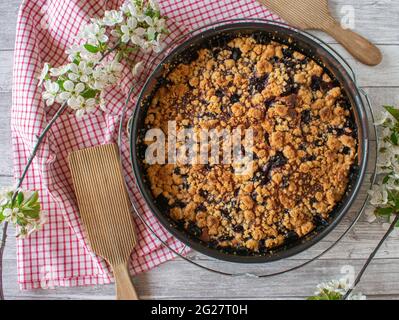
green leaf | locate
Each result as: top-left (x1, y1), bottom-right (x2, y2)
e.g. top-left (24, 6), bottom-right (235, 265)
top-left (384, 106), bottom-right (399, 122)
top-left (31, 203), bottom-right (41, 211)
top-left (391, 132), bottom-right (399, 145)
top-left (84, 44), bottom-right (100, 53)
top-left (375, 207), bottom-right (394, 216)
top-left (388, 189), bottom-right (396, 203)
top-left (23, 203), bottom-right (40, 212)
top-left (134, 0), bottom-right (144, 8)
top-left (17, 192), bottom-right (24, 206)
top-left (124, 46), bottom-right (139, 54)
top-left (307, 291), bottom-right (342, 300)
top-left (395, 197), bottom-right (399, 210)
top-left (57, 80), bottom-right (65, 91)
top-left (81, 89), bottom-right (98, 99)
top-left (24, 209), bottom-right (39, 219)
top-left (16, 216), bottom-right (26, 226)
top-left (307, 296), bottom-right (322, 300)
top-left (25, 191), bottom-right (39, 206)
top-left (145, 7), bottom-right (156, 18)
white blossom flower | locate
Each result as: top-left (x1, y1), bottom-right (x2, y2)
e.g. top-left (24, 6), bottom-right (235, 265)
top-left (102, 10), bottom-right (124, 26)
top-left (0, 187), bottom-right (14, 205)
top-left (143, 15), bottom-right (154, 26)
top-left (38, 63), bottom-right (50, 86)
top-left (3, 207), bottom-right (21, 224)
top-left (147, 26), bottom-right (156, 41)
top-left (156, 18), bottom-right (167, 33)
top-left (93, 59), bottom-right (123, 88)
top-left (79, 22), bottom-right (108, 45)
top-left (67, 96), bottom-right (97, 117)
top-left (80, 51), bottom-right (102, 66)
top-left (2, 208), bottom-right (12, 218)
top-left (365, 108), bottom-right (399, 226)
top-left (149, 33), bottom-right (165, 53)
top-left (315, 279), bottom-right (347, 296)
top-left (390, 163), bottom-right (399, 179)
top-left (131, 28), bottom-right (147, 47)
top-left (42, 80), bottom-right (60, 106)
top-left (144, 16), bottom-right (166, 33)
top-left (377, 149), bottom-right (394, 168)
top-left (65, 44), bottom-right (83, 62)
top-left (121, 1), bottom-right (140, 16)
top-left (149, 0), bottom-right (160, 11)
top-left (99, 91), bottom-right (107, 111)
top-left (89, 69), bottom-right (107, 90)
top-left (0, 189), bottom-right (44, 237)
top-left (37, 0), bottom-right (168, 117)
top-left (120, 17), bottom-right (138, 43)
top-left (368, 185), bottom-right (389, 206)
top-left (385, 177), bottom-right (399, 191)
top-left (58, 80), bottom-right (85, 103)
top-left (68, 61), bottom-right (93, 83)
top-left (5, 0), bottom-right (170, 244)
top-left (50, 64), bottom-right (69, 77)
top-left (374, 110), bottom-right (391, 126)
top-left (364, 207), bottom-right (377, 223)
top-left (312, 279), bottom-right (366, 300)
top-left (132, 61), bottom-right (144, 77)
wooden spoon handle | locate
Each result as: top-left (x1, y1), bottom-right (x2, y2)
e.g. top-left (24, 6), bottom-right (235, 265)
top-left (112, 263), bottom-right (139, 300)
top-left (322, 21), bottom-right (382, 66)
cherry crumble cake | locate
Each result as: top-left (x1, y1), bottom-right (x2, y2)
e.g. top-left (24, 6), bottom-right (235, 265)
top-left (141, 35), bottom-right (358, 255)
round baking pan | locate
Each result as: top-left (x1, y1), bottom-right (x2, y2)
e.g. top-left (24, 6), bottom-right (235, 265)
top-left (130, 20), bottom-right (369, 263)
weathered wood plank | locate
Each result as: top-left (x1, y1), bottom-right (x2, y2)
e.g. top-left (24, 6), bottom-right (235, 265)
top-left (314, 0), bottom-right (399, 45)
top-left (3, 185), bottom-right (399, 300)
top-left (3, 257), bottom-right (399, 299)
top-left (0, 0), bottom-right (18, 51)
top-left (1, 0), bottom-right (399, 300)
top-left (0, 52), bottom-right (13, 92)
top-left (3, 208), bottom-right (399, 262)
top-left (329, 44), bottom-right (399, 88)
top-left (0, 92), bottom-right (13, 176)
top-left (0, 0), bottom-right (398, 51)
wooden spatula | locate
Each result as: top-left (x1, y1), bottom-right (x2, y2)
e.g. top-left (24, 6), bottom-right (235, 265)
top-left (258, 0), bottom-right (382, 66)
top-left (68, 143), bottom-right (139, 300)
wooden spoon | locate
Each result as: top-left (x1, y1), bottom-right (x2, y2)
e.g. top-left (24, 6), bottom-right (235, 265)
top-left (69, 143), bottom-right (139, 300)
top-left (258, 0), bottom-right (382, 66)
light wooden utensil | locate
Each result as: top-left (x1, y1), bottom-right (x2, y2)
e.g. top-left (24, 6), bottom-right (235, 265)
top-left (258, 0), bottom-right (382, 66)
top-left (68, 143), bottom-right (139, 300)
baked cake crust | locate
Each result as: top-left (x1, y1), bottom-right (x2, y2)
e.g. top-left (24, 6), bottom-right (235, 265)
top-left (141, 35), bottom-right (358, 254)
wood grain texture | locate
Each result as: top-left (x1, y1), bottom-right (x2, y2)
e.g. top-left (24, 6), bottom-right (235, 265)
top-left (323, 21), bottom-right (382, 66)
top-left (1, 0), bottom-right (399, 300)
top-left (69, 144), bottom-right (138, 300)
top-left (0, 1), bottom-right (18, 51)
top-left (261, 0), bottom-right (382, 65)
top-left (0, 0), bottom-right (398, 50)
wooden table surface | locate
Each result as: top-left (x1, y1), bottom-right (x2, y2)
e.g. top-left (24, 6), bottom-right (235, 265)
top-left (2, 0), bottom-right (399, 300)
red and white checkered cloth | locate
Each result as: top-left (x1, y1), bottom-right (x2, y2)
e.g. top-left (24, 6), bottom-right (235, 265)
top-left (12, 0), bottom-right (279, 290)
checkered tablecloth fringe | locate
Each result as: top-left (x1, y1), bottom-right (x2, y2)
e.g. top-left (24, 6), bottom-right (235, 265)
top-left (12, 0), bottom-right (278, 290)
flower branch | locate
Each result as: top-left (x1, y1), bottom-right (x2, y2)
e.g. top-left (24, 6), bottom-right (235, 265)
top-left (0, 0), bottom-right (168, 300)
top-left (309, 106), bottom-right (399, 300)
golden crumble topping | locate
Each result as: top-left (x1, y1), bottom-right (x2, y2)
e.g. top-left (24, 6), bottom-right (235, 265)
top-left (140, 35), bottom-right (358, 255)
